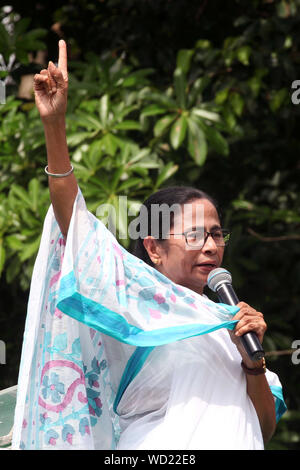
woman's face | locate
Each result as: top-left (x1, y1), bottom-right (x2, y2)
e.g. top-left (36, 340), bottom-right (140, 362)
top-left (143, 198), bottom-right (225, 295)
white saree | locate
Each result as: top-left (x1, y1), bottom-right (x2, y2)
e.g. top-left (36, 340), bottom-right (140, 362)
top-left (12, 188), bottom-right (286, 450)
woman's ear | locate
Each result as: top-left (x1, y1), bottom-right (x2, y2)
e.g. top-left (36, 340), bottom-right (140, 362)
top-left (143, 236), bottom-right (162, 266)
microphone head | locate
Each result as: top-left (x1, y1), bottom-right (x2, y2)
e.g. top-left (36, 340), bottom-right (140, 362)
top-left (207, 267), bottom-right (232, 292)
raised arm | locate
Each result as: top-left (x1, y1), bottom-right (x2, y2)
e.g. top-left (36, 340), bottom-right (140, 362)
top-left (34, 40), bottom-right (77, 238)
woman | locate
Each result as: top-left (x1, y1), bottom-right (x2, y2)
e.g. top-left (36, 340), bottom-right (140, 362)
top-left (12, 41), bottom-right (286, 450)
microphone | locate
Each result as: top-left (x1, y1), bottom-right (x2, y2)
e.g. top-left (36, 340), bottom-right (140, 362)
top-left (207, 267), bottom-right (265, 361)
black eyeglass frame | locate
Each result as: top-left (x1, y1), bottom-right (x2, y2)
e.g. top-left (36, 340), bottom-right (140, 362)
top-left (167, 228), bottom-right (231, 248)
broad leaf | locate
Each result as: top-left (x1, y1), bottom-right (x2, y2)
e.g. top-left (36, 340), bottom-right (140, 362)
top-left (141, 104), bottom-right (167, 117)
top-left (0, 238), bottom-right (5, 275)
top-left (192, 108), bottom-right (221, 122)
top-left (174, 68), bottom-right (186, 109)
top-left (67, 132), bottom-right (94, 147)
top-left (187, 118), bottom-right (207, 166)
top-left (153, 114), bottom-right (176, 137)
top-left (100, 133), bottom-right (120, 156)
top-left (155, 162), bottom-right (178, 188)
top-left (201, 123), bottom-right (229, 156)
top-left (28, 179), bottom-right (40, 213)
top-left (99, 94), bottom-right (109, 126)
top-left (170, 115), bottom-right (187, 149)
top-left (114, 120), bottom-right (142, 130)
top-left (176, 49), bottom-right (194, 74)
top-left (19, 235), bottom-right (41, 262)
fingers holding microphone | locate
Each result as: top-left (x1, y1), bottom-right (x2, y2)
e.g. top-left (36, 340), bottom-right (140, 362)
top-left (228, 302), bottom-right (266, 367)
top-left (232, 302), bottom-right (267, 345)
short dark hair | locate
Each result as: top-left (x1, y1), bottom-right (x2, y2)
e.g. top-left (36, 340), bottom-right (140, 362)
top-left (132, 185), bottom-right (220, 267)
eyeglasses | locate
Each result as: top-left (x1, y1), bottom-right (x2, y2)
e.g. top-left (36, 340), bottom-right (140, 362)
top-left (168, 229), bottom-right (231, 249)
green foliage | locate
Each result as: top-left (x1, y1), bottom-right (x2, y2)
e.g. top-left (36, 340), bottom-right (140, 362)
top-left (0, 10), bottom-right (47, 77)
top-left (0, 45), bottom-right (229, 283)
top-left (139, 46), bottom-right (231, 166)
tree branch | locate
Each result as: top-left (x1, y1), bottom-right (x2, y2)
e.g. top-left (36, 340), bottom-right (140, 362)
top-left (247, 228), bottom-right (300, 242)
top-left (265, 349), bottom-right (294, 357)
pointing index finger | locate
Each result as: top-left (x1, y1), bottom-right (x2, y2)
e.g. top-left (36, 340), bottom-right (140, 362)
top-left (58, 40), bottom-right (68, 78)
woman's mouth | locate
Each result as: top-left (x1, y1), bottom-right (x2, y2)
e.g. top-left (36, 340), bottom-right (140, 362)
top-left (194, 262), bottom-right (217, 272)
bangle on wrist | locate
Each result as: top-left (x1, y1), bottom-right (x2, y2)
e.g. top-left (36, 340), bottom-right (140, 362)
top-left (241, 357), bottom-right (266, 375)
top-left (45, 165), bottom-right (74, 178)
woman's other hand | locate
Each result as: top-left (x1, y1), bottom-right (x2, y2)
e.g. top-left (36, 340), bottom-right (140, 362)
top-left (33, 40), bottom-right (68, 123)
top-left (229, 301), bottom-right (267, 368)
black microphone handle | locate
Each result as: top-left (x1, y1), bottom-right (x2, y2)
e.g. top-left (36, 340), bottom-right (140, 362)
top-left (216, 283), bottom-right (265, 361)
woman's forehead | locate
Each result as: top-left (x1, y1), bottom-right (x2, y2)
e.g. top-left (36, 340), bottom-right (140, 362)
top-left (172, 199), bottom-right (220, 231)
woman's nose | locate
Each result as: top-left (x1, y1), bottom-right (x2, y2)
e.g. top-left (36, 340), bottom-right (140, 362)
top-left (202, 233), bottom-right (218, 252)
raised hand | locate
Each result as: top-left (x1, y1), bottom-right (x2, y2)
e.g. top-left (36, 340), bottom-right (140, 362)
top-left (34, 40), bottom-right (68, 123)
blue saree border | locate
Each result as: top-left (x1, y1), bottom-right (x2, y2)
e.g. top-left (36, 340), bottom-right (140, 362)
top-left (113, 346), bottom-right (155, 413)
top-left (57, 271), bottom-right (239, 347)
top-left (269, 385), bottom-right (287, 423)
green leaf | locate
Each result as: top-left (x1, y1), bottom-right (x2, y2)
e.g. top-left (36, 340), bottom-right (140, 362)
top-left (99, 94), bottom-right (109, 126)
top-left (229, 92), bottom-right (244, 116)
top-left (120, 69), bottom-right (154, 87)
top-left (174, 68), bottom-right (186, 109)
top-left (0, 238), bottom-right (5, 275)
top-left (72, 163), bottom-right (93, 180)
top-left (215, 88), bottom-right (229, 105)
top-left (223, 106), bottom-right (237, 130)
top-left (155, 162), bottom-right (178, 188)
top-left (28, 178), bottom-right (40, 212)
top-left (67, 132), bottom-right (94, 147)
top-left (14, 18), bottom-right (31, 35)
top-left (176, 49), bottom-right (194, 74)
top-left (127, 148), bottom-right (151, 166)
top-left (143, 91), bottom-right (177, 109)
top-left (192, 108), bottom-right (221, 122)
top-left (141, 104), bottom-right (167, 117)
top-left (87, 140), bottom-right (104, 167)
top-left (195, 39), bottom-right (212, 49)
top-left (203, 124), bottom-right (229, 156)
top-left (153, 114), bottom-right (176, 137)
top-left (170, 115), bottom-right (187, 149)
top-left (5, 258), bottom-right (21, 283)
top-left (188, 77), bottom-right (211, 106)
top-left (6, 234), bottom-right (24, 251)
top-left (236, 45), bottom-right (251, 66)
top-left (118, 177), bottom-right (143, 192)
top-left (70, 111), bottom-right (103, 131)
top-left (269, 89), bottom-right (288, 112)
top-left (130, 156), bottom-right (160, 169)
top-left (187, 118), bottom-right (207, 166)
top-left (114, 120), bottom-right (142, 130)
top-left (111, 166), bottom-right (125, 191)
top-left (100, 133), bottom-right (120, 155)
top-left (9, 185), bottom-right (31, 208)
top-left (19, 236), bottom-right (41, 262)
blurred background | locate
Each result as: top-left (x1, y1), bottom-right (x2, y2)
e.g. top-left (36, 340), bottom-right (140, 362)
top-left (0, 0), bottom-right (299, 449)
